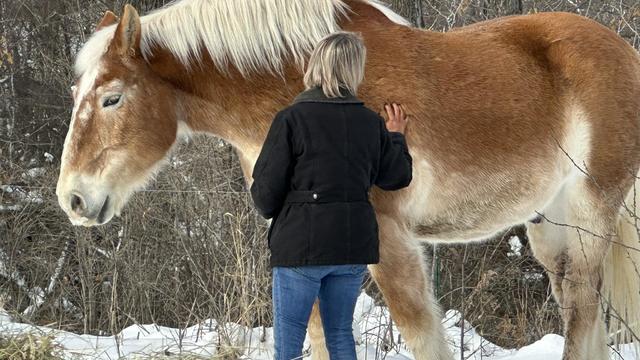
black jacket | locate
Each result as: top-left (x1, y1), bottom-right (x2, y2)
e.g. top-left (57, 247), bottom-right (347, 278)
top-left (250, 87), bottom-right (413, 267)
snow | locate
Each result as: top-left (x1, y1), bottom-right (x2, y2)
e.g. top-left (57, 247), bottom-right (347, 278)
top-left (23, 167), bottom-right (46, 178)
top-left (0, 184), bottom-right (44, 206)
top-left (0, 292), bottom-right (637, 359)
top-left (507, 236), bottom-right (523, 257)
top-left (0, 204), bottom-right (22, 211)
top-left (0, 185), bottom-right (16, 193)
top-left (523, 271), bottom-right (545, 282)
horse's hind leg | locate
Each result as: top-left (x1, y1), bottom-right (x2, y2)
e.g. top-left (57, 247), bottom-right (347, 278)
top-left (368, 213), bottom-right (452, 360)
top-left (527, 224), bottom-right (566, 311)
top-left (526, 186), bottom-right (570, 308)
top-left (308, 301), bottom-right (330, 360)
top-left (558, 181), bottom-right (619, 360)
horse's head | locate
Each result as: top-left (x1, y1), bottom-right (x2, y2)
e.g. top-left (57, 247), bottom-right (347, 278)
top-left (57, 5), bottom-right (177, 226)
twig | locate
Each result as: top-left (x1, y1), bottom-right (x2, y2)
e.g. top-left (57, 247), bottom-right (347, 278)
top-left (23, 238), bottom-right (71, 316)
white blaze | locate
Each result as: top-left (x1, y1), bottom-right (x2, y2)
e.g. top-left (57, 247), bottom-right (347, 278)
top-left (62, 64), bottom-right (102, 169)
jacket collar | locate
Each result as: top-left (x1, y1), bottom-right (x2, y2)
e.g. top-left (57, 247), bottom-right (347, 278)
top-left (293, 86), bottom-right (364, 105)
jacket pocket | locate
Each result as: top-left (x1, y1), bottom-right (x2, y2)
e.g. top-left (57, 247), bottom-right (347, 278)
top-left (269, 204), bottom-right (308, 263)
top-left (267, 204), bottom-right (290, 248)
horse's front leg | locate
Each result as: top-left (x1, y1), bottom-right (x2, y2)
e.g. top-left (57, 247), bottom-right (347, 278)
top-left (368, 213), bottom-right (452, 360)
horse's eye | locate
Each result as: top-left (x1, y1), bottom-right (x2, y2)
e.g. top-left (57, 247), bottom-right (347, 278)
top-left (530, 214), bottom-right (544, 224)
top-left (103, 95), bottom-right (121, 108)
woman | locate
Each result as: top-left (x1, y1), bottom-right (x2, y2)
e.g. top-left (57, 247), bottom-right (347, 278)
top-left (250, 31), bottom-right (411, 359)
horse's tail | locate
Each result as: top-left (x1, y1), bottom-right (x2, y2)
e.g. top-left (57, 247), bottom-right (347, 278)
top-left (604, 179), bottom-right (640, 354)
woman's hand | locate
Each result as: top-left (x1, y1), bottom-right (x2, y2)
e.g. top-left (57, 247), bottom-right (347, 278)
top-left (383, 103), bottom-right (408, 134)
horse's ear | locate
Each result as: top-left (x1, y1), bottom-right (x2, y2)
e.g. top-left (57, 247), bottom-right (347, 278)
top-left (110, 4), bottom-right (141, 57)
top-left (96, 11), bottom-right (118, 32)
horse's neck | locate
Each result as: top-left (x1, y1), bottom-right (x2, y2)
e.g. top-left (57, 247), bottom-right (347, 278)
top-left (149, 51), bottom-right (304, 153)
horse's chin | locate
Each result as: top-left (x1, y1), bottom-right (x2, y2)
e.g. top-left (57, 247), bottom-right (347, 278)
top-left (66, 191), bottom-right (126, 227)
top-left (58, 163), bottom-right (161, 227)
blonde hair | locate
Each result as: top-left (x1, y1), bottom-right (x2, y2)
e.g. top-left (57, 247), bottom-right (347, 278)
top-left (303, 31), bottom-right (367, 98)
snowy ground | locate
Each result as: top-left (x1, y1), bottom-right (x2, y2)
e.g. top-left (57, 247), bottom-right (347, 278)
top-left (0, 292), bottom-right (637, 359)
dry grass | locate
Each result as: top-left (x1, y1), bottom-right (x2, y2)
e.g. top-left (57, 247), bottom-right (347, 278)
top-left (0, 333), bottom-right (60, 360)
top-left (435, 233), bottom-right (563, 348)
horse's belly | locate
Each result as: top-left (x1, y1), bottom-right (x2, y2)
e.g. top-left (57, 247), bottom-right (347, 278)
top-left (391, 98), bottom-right (594, 243)
top-left (402, 156), bottom-right (569, 243)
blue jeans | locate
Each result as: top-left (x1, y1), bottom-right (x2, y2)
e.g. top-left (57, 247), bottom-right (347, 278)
top-left (272, 264), bottom-right (368, 360)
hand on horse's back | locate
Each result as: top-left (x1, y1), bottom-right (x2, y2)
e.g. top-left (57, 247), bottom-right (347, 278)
top-left (383, 103), bottom-right (408, 134)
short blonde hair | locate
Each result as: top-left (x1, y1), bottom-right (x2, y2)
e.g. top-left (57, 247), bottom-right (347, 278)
top-left (303, 31), bottom-right (367, 98)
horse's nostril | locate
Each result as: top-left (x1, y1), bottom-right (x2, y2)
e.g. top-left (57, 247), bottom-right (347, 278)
top-left (70, 193), bottom-right (86, 213)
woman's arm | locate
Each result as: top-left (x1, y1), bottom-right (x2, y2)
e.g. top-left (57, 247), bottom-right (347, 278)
top-left (250, 112), bottom-right (294, 219)
top-left (374, 103), bottom-right (412, 190)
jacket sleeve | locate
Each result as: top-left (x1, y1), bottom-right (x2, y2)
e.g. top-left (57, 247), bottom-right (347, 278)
top-left (250, 112), bottom-right (294, 219)
top-left (374, 116), bottom-right (413, 190)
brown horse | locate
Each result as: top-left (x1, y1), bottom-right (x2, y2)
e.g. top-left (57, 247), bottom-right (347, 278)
top-left (56, 1), bottom-right (640, 359)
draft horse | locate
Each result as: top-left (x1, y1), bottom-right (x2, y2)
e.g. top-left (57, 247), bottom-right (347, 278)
top-left (56, 0), bottom-right (640, 359)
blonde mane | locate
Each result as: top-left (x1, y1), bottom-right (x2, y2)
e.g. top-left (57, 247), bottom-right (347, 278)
top-left (74, 0), bottom-right (408, 78)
